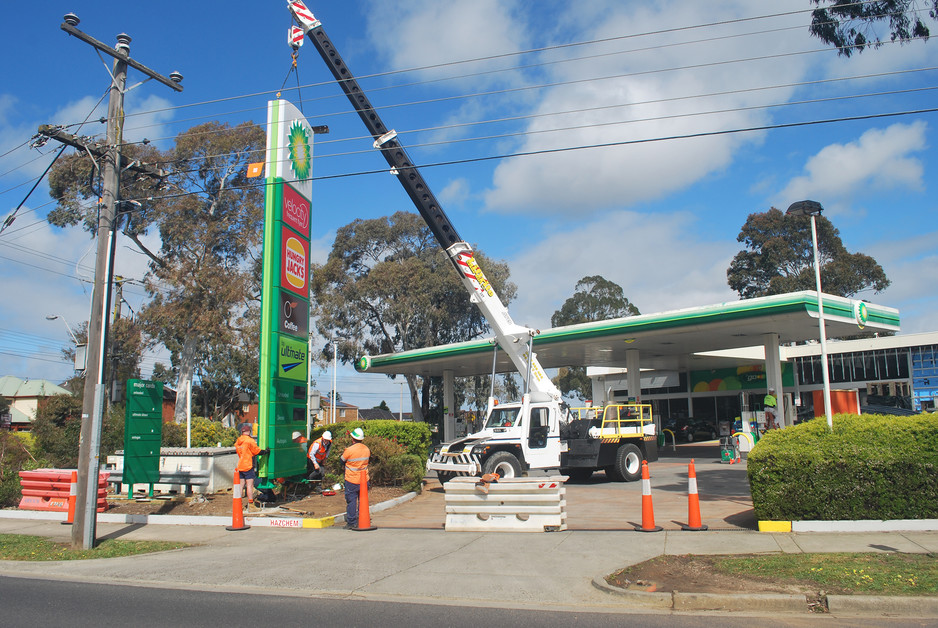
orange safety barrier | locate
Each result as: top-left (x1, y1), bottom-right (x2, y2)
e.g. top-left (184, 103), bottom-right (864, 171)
top-left (226, 470), bottom-right (250, 532)
top-left (18, 469), bottom-right (108, 513)
top-left (634, 460), bottom-right (662, 532)
top-left (62, 471), bottom-right (78, 526)
top-left (352, 468), bottom-right (377, 532)
top-left (681, 459), bottom-right (708, 531)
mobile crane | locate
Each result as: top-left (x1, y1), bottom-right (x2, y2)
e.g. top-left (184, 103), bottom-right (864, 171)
top-left (288, 1), bottom-right (657, 482)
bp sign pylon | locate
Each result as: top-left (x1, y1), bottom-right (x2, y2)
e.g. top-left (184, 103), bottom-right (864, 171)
top-left (257, 99), bottom-right (315, 480)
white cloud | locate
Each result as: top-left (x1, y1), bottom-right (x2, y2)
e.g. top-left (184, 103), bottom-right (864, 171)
top-left (481, 0), bottom-right (813, 215)
top-left (365, 0), bottom-right (529, 83)
top-left (0, 221), bottom-right (96, 381)
top-left (439, 177), bottom-right (470, 206)
top-left (507, 210), bottom-right (738, 329)
top-left (778, 121), bottom-right (928, 208)
top-left (122, 94), bottom-right (175, 146)
top-left (863, 230), bottom-right (938, 334)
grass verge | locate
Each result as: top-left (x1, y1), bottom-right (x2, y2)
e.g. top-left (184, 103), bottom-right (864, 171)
top-left (0, 533), bottom-right (190, 561)
top-left (609, 552), bottom-right (938, 596)
top-left (718, 553), bottom-right (938, 595)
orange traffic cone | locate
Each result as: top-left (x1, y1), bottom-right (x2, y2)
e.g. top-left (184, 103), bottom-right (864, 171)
top-left (681, 459), bottom-right (708, 531)
top-left (634, 460), bottom-right (662, 532)
top-left (226, 470), bottom-right (250, 532)
top-left (353, 468), bottom-right (377, 532)
top-left (61, 470), bottom-right (77, 525)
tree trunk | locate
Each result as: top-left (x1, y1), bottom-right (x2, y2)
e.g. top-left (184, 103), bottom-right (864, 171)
top-left (173, 335), bottom-right (198, 424)
top-left (406, 374), bottom-right (423, 422)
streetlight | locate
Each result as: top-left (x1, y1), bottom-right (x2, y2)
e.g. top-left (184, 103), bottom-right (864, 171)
top-left (46, 314), bottom-right (86, 371)
top-left (46, 314), bottom-right (78, 344)
top-left (786, 200), bottom-right (833, 431)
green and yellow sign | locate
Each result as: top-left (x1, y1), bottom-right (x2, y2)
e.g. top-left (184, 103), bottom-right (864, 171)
top-left (257, 99), bottom-right (315, 479)
top-left (690, 364), bottom-right (794, 393)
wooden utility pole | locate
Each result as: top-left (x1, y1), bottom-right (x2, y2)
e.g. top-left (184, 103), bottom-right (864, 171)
top-left (55, 13), bottom-right (182, 549)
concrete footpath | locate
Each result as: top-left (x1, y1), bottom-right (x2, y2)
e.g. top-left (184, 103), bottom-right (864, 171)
top-left (2, 444), bottom-right (937, 618)
top-left (2, 510), bottom-right (938, 617)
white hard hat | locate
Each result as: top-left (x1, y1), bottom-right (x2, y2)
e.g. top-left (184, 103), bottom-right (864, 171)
top-left (350, 427), bottom-right (364, 440)
top-left (322, 430), bottom-right (332, 440)
top-left (291, 431), bottom-right (302, 440)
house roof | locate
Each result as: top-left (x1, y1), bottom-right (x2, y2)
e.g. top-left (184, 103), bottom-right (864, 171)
top-left (358, 408), bottom-right (399, 421)
top-left (320, 399), bottom-right (358, 409)
top-left (0, 375), bottom-right (71, 398)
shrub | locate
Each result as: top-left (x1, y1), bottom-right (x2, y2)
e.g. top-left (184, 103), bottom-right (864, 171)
top-left (311, 420), bottom-right (432, 458)
top-left (0, 431), bottom-right (36, 507)
top-left (188, 416), bottom-right (238, 448)
top-left (162, 421), bottom-right (187, 447)
top-left (319, 421), bottom-right (430, 493)
top-left (748, 412), bottom-right (938, 521)
top-left (157, 417), bottom-right (237, 448)
top-left (30, 394), bottom-right (84, 468)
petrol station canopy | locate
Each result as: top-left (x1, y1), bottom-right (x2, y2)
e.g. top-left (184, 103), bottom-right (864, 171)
top-left (355, 291), bottom-right (900, 378)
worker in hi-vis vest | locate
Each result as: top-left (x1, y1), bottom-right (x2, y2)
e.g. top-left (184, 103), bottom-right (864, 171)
top-left (764, 388), bottom-right (778, 430)
top-left (235, 423), bottom-right (268, 511)
top-left (307, 430), bottom-right (333, 483)
top-left (340, 428), bottom-right (369, 529)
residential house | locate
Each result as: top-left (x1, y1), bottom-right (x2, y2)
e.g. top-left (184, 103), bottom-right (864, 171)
top-left (317, 399), bottom-right (359, 425)
top-left (0, 375), bottom-right (73, 430)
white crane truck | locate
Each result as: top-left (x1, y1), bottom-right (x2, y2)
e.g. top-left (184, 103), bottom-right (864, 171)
top-left (289, 1), bottom-right (657, 482)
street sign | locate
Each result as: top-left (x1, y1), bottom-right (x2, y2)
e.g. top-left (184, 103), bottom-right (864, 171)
top-left (124, 379), bottom-right (163, 495)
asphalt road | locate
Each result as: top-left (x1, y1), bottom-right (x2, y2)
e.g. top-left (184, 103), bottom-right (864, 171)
top-left (0, 575), bottom-right (923, 628)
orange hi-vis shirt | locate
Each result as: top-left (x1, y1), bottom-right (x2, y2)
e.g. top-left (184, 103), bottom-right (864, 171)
top-left (308, 437), bottom-right (330, 465)
top-left (235, 434), bottom-right (261, 472)
top-left (341, 442), bottom-right (370, 484)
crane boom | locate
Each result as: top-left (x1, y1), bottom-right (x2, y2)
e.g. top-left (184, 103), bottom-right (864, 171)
top-left (289, 1), bottom-right (562, 402)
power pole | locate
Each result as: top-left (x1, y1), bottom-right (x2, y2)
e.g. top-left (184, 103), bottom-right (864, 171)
top-left (55, 13), bottom-right (183, 550)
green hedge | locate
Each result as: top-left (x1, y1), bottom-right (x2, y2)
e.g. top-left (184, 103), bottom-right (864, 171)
top-left (311, 420), bottom-right (431, 493)
top-left (311, 420), bottom-right (432, 459)
top-left (748, 413), bottom-right (938, 521)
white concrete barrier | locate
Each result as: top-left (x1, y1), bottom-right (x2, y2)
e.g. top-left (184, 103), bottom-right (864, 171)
top-left (444, 475), bottom-right (567, 532)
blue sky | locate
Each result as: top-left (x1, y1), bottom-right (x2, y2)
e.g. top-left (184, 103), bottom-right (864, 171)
top-left (1, 1), bottom-right (936, 413)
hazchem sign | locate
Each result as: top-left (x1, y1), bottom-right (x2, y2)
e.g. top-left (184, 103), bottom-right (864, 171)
top-left (257, 98), bottom-right (316, 480)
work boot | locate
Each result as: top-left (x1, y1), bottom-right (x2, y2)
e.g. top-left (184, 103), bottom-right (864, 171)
top-left (248, 501), bottom-right (261, 512)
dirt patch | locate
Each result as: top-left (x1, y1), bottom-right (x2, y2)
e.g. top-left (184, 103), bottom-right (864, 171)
top-left (105, 484), bottom-right (410, 519)
top-left (607, 554), bottom-right (825, 599)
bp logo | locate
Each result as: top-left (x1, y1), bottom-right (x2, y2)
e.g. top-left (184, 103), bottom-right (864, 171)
top-left (287, 121), bottom-right (311, 180)
top-left (854, 301), bottom-right (869, 329)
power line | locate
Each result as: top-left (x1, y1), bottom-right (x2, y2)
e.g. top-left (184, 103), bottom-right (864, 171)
top-left (118, 104), bottom-right (938, 205)
top-left (55, 2), bottom-right (891, 134)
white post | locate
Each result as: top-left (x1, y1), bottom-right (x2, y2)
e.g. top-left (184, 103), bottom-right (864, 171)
top-left (332, 343), bottom-right (337, 424)
top-left (186, 379), bottom-right (192, 448)
top-left (810, 215), bottom-right (833, 430)
top-left (399, 382), bottom-right (403, 421)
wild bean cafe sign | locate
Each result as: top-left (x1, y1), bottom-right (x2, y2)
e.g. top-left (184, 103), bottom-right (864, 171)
top-left (257, 99), bottom-right (315, 479)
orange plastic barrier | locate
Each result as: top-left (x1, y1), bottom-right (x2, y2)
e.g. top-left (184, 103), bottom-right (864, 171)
top-left (18, 469), bottom-right (108, 513)
top-left (63, 471), bottom-right (78, 525)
